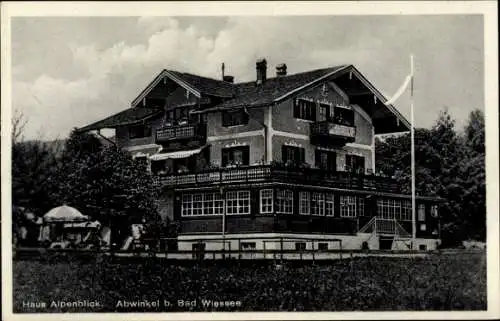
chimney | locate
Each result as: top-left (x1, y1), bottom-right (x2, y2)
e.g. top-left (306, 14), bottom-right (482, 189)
top-left (256, 58), bottom-right (267, 85)
top-left (221, 62), bottom-right (225, 80)
top-left (223, 75), bottom-right (234, 83)
top-left (276, 63), bottom-right (287, 77)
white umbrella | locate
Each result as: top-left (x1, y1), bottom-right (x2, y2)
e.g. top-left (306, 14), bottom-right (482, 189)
top-left (44, 205), bottom-right (89, 223)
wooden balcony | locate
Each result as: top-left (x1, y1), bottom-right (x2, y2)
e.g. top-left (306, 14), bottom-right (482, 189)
top-left (155, 165), bottom-right (400, 193)
top-left (155, 123), bottom-right (207, 145)
top-left (310, 121), bottom-right (356, 147)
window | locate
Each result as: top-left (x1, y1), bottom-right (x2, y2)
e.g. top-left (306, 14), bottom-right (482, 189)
top-left (222, 110), bottom-right (249, 127)
top-left (182, 194), bottom-right (193, 216)
top-left (129, 124), bottom-right (152, 139)
top-left (226, 191), bottom-right (250, 215)
top-left (295, 242), bottom-right (307, 251)
top-left (431, 205), bottom-right (439, 218)
top-left (293, 98), bottom-right (316, 121)
top-left (203, 193), bottom-right (224, 216)
top-left (419, 244), bottom-right (427, 251)
top-left (315, 150), bottom-right (337, 171)
top-left (282, 145), bottom-right (305, 165)
top-left (418, 204), bottom-right (426, 221)
top-left (333, 106), bottom-right (355, 126)
top-left (193, 194), bottom-right (204, 216)
top-left (401, 200), bottom-right (411, 221)
top-left (311, 192), bottom-right (325, 216)
top-left (260, 189), bottom-right (274, 214)
top-left (181, 193), bottom-right (224, 217)
top-left (318, 103), bottom-right (330, 121)
top-left (222, 146), bottom-right (249, 167)
top-left (345, 155), bottom-right (365, 174)
top-left (276, 190), bottom-right (293, 214)
top-left (325, 193), bottom-right (335, 216)
top-left (299, 192), bottom-right (310, 215)
top-left (420, 223), bottom-right (427, 231)
top-left (340, 195), bottom-right (357, 218)
top-left (317, 243), bottom-right (328, 251)
top-left (358, 197), bottom-right (365, 217)
top-left (376, 199), bottom-right (412, 221)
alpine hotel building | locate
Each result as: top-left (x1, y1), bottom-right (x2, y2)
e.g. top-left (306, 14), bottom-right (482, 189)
top-left (79, 59), bottom-right (442, 253)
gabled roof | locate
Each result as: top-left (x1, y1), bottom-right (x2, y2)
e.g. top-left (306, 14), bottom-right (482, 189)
top-left (78, 63), bottom-right (411, 134)
top-left (131, 69), bottom-right (234, 107)
top-left (206, 66), bottom-right (349, 111)
top-left (169, 71), bottom-right (235, 98)
top-left (77, 107), bottom-right (163, 132)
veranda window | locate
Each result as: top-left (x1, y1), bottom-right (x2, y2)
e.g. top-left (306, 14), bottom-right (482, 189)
top-left (181, 192), bottom-right (224, 217)
top-left (325, 193), bottom-right (335, 216)
top-left (311, 192), bottom-right (325, 216)
top-left (340, 195), bottom-right (357, 218)
top-left (260, 189), bottom-right (274, 214)
top-left (226, 191), bottom-right (251, 215)
top-left (299, 192), bottom-right (310, 215)
top-left (276, 190), bottom-right (294, 214)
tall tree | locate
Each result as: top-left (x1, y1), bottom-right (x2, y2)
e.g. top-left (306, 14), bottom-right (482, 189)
top-left (428, 110), bottom-right (467, 245)
top-left (11, 111), bottom-right (61, 214)
top-left (55, 130), bottom-right (161, 243)
top-left (376, 109), bottom-right (473, 246)
top-left (459, 109), bottom-right (486, 241)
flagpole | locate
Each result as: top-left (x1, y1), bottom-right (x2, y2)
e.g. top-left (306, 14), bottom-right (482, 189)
top-left (410, 54), bottom-right (416, 250)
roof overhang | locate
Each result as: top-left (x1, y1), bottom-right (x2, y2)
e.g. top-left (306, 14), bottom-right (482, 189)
top-left (76, 108), bottom-right (163, 133)
top-left (192, 65), bottom-right (410, 134)
top-left (277, 65), bottom-right (411, 134)
top-left (149, 145), bottom-right (208, 161)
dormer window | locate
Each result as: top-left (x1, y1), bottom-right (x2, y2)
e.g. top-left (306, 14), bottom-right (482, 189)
top-left (129, 124), bottom-right (152, 139)
top-left (222, 110), bottom-right (249, 127)
top-left (293, 99), bottom-right (316, 121)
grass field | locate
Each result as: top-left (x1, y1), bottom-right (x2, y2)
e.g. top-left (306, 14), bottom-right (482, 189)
top-left (12, 251), bottom-right (487, 312)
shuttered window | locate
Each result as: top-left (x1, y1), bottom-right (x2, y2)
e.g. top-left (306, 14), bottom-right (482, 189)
top-left (222, 146), bottom-right (250, 167)
top-left (222, 110), bottom-right (249, 127)
top-left (315, 149), bottom-right (337, 171)
top-left (293, 98), bottom-right (316, 121)
top-left (282, 145), bottom-right (305, 165)
top-left (345, 154), bottom-right (365, 174)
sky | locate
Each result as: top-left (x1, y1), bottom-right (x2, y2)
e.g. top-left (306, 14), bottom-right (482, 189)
top-left (10, 15), bottom-right (484, 140)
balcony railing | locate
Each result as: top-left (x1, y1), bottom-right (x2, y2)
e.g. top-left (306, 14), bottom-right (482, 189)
top-left (310, 121), bottom-right (356, 145)
top-left (155, 123), bottom-right (207, 144)
top-left (155, 165), bottom-right (400, 193)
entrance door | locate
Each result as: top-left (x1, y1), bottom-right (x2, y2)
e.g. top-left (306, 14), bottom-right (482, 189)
top-left (379, 236), bottom-right (394, 250)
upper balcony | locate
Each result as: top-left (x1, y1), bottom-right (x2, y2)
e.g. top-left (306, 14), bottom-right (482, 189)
top-left (155, 122), bottom-right (207, 149)
top-left (154, 165), bottom-right (400, 194)
top-left (310, 121), bottom-right (356, 147)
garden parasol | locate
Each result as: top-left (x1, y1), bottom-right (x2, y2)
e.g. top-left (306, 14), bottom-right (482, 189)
top-left (43, 205), bottom-right (89, 223)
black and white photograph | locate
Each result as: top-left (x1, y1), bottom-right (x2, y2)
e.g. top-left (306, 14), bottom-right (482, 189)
top-left (1, 1), bottom-right (499, 320)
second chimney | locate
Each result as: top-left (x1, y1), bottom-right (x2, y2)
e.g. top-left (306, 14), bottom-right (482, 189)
top-left (256, 58), bottom-right (267, 85)
top-left (223, 75), bottom-right (234, 83)
top-left (276, 63), bottom-right (287, 77)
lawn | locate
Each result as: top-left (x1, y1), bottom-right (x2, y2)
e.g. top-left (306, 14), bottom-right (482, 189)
top-left (12, 251), bottom-right (487, 312)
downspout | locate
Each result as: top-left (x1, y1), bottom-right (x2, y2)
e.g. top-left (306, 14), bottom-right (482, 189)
top-left (243, 107), bottom-right (268, 164)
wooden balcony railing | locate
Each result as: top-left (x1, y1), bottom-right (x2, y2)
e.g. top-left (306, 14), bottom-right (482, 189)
top-left (310, 121), bottom-right (356, 145)
top-left (155, 123), bottom-right (207, 144)
top-left (155, 165), bottom-right (400, 193)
